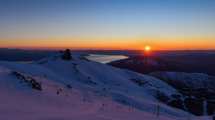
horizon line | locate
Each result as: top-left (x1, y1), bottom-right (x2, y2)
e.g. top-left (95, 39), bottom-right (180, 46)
top-left (1, 47), bottom-right (215, 52)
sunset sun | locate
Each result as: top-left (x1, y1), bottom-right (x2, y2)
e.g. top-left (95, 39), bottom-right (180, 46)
top-left (144, 45), bottom-right (151, 52)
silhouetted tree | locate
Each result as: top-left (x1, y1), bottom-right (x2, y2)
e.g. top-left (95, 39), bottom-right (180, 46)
top-left (61, 49), bottom-right (72, 60)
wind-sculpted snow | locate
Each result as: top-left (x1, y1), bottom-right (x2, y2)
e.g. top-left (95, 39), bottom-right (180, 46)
top-left (0, 54), bottom-right (210, 120)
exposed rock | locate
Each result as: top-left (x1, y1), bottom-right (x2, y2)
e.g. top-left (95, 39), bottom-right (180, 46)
top-left (12, 71), bottom-right (42, 91)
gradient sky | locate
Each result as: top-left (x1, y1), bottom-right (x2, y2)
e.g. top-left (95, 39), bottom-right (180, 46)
top-left (0, 0), bottom-right (215, 50)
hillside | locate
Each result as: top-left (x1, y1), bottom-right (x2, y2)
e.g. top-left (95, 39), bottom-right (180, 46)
top-left (0, 51), bottom-right (210, 120)
top-left (150, 72), bottom-right (215, 116)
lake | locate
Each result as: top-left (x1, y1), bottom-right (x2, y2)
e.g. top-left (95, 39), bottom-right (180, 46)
top-left (86, 54), bottom-right (128, 64)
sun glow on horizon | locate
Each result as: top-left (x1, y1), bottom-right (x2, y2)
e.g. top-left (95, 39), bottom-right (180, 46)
top-left (144, 45), bottom-right (151, 52)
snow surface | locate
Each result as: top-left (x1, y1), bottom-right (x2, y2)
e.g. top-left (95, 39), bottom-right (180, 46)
top-left (0, 54), bottom-right (210, 120)
top-left (150, 72), bottom-right (215, 91)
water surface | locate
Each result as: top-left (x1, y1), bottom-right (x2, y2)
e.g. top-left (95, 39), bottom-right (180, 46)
top-left (86, 54), bottom-right (128, 64)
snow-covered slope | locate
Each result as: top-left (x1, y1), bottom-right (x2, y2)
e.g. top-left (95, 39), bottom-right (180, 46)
top-left (0, 53), bottom-right (207, 120)
top-left (150, 72), bottom-right (215, 91)
top-left (150, 72), bottom-right (215, 116)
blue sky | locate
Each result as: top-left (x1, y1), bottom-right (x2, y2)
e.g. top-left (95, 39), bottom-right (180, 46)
top-left (0, 0), bottom-right (215, 49)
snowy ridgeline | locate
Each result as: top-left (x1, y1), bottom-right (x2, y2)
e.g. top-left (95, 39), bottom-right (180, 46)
top-left (0, 52), bottom-right (213, 120)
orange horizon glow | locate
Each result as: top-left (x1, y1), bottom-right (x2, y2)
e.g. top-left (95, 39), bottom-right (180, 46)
top-left (1, 0), bottom-right (215, 51)
top-left (0, 36), bottom-right (215, 50)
